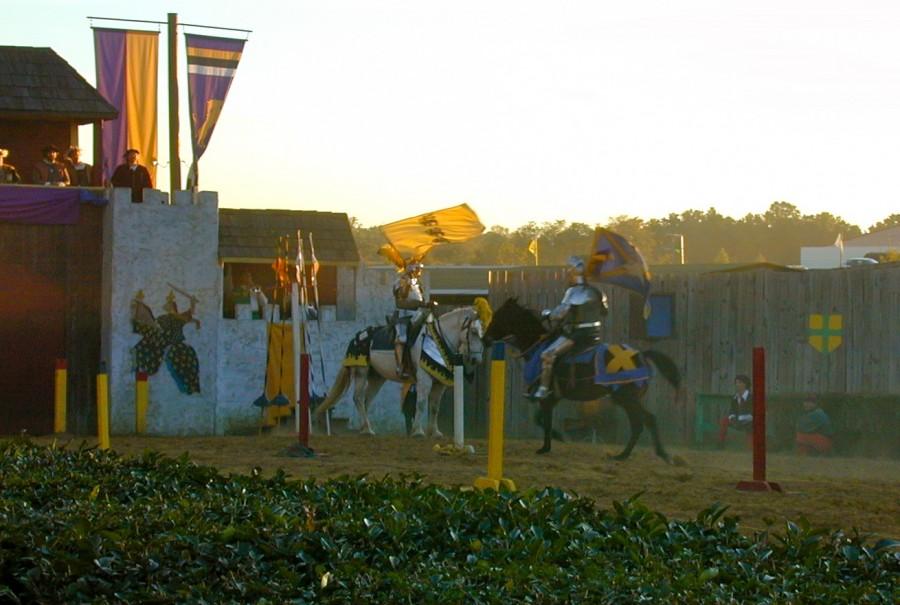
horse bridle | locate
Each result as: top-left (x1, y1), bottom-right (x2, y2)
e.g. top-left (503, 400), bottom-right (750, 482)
top-left (436, 310), bottom-right (483, 365)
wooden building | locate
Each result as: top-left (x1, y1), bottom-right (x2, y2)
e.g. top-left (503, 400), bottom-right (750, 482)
top-left (0, 46), bottom-right (115, 435)
top-left (0, 206), bottom-right (104, 435)
top-left (218, 209), bottom-right (361, 320)
top-left (0, 46), bottom-right (117, 179)
top-left (488, 263), bottom-right (900, 455)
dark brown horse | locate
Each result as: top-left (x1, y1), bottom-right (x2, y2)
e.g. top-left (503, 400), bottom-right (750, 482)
top-left (485, 298), bottom-right (681, 463)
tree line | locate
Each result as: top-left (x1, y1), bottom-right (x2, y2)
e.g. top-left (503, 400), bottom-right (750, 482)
top-left (352, 203), bottom-right (900, 266)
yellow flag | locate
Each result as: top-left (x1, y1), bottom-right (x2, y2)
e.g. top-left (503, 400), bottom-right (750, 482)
top-left (380, 203), bottom-right (485, 260)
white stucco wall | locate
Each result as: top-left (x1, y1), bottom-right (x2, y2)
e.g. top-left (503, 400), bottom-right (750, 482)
top-left (101, 190), bottom-right (426, 436)
top-left (102, 189), bottom-right (221, 435)
top-left (215, 265), bottom-right (425, 435)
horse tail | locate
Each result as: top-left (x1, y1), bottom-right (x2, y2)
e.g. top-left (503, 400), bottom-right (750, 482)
top-left (314, 365), bottom-right (352, 418)
top-left (642, 349), bottom-right (681, 389)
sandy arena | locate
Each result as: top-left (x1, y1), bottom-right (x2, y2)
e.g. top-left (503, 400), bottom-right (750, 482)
top-left (35, 432), bottom-right (900, 540)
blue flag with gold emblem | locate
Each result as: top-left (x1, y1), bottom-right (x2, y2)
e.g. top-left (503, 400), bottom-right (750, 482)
top-left (586, 227), bottom-right (652, 317)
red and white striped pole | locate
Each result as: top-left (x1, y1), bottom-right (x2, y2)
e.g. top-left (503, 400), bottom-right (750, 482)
top-left (737, 347), bottom-right (782, 492)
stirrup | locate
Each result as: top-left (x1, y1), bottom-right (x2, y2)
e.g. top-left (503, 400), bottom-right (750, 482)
top-left (528, 386), bottom-right (551, 400)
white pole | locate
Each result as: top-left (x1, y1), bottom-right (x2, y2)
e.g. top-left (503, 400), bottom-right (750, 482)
top-left (291, 282), bottom-right (301, 435)
top-left (453, 364), bottom-right (464, 448)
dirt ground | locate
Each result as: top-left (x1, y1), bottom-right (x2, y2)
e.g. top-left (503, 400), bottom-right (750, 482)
top-left (35, 433), bottom-right (900, 540)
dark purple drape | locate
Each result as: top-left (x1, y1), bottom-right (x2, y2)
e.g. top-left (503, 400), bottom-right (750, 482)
top-left (0, 187), bottom-right (107, 225)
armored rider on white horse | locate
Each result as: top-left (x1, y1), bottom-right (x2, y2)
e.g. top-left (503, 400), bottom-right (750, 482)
top-left (392, 259), bottom-right (434, 379)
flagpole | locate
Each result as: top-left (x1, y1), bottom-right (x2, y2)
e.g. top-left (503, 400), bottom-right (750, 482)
top-left (167, 13), bottom-right (181, 194)
top-left (308, 233), bottom-right (331, 435)
top-left (296, 230), bottom-right (312, 443)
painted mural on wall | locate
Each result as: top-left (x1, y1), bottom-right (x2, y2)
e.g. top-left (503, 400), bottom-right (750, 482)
top-left (131, 288), bottom-right (202, 394)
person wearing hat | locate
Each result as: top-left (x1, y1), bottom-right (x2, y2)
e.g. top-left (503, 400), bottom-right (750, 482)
top-left (110, 148), bottom-right (153, 203)
top-left (529, 255), bottom-right (608, 400)
top-left (31, 145), bottom-right (70, 186)
top-left (718, 374), bottom-right (753, 447)
top-left (795, 394), bottom-right (834, 456)
top-left (65, 146), bottom-right (94, 187)
top-left (0, 148), bottom-right (21, 184)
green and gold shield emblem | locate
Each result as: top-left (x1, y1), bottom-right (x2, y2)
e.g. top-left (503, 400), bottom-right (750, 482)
top-left (808, 313), bottom-right (842, 353)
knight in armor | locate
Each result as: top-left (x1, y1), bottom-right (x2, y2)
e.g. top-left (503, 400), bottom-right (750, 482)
top-left (531, 255), bottom-right (608, 400)
top-left (393, 260), bottom-right (430, 378)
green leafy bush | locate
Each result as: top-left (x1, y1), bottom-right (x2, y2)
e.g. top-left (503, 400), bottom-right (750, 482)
top-left (0, 440), bottom-right (897, 604)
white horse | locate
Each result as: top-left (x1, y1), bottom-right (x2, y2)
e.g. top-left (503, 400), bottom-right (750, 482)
top-left (314, 305), bottom-right (486, 437)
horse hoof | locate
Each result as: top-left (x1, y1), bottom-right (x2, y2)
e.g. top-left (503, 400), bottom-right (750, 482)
top-left (607, 452), bottom-right (628, 461)
top-left (411, 430), bottom-right (425, 438)
top-left (536, 446), bottom-right (550, 455)
top-left (359, 428), bottom-right (375, 437)
top-left (669, 454), bottom-right (688, 467)
top-left (432, 431), bottom-right (444, 440)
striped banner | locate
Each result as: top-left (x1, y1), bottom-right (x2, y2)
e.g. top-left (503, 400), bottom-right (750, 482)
top-left (94, 29), bottom-right (159, 183)
top-left (185, 34), bottom-right (246, 186)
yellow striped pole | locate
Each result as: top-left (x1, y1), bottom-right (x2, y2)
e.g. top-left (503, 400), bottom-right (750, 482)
top-left (475, 342), bottom-right (516, 491)
top-left (53, 359), bottom-right (67, 433)
top-left (135, 371), bottom-right (149, 434)
top-left (97, 362), bottom-right (110, 450)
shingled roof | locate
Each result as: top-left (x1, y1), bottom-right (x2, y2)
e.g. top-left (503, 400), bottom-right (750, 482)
top-left (0, 46), bottom-right (117, 122)
top-left (219, 209), bottom-right (360, 263)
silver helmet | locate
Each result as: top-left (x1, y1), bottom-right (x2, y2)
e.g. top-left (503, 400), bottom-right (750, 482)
top-left (566, 255), bottom-right (586, 284)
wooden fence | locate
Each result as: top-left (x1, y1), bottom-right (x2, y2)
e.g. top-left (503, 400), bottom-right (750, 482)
top-left (486, 264), bottom-right (900, 448)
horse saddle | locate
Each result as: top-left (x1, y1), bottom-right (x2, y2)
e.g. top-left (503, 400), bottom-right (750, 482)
top-left (351, 322), bottom-right (422, 351)
top-left (524, 341), bottom-right (652, 388)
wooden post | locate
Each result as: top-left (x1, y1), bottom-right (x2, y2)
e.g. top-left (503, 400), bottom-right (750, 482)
top-left (453, 364), bottom-right (465, 448)
top-left (135, 371), bottom-right (149, 434)
top-left (475, 343), bottom-right (515, 491)
top-left (167, 12), bottom-right (181, 194)
top-left (97, 362), bottom-right (110, 450)
top-left (299, 352), bottom-right (310, 446)
top-left (282, 283), bottom-right (314, 457)
top-left (54, 359), bottom-right (67, 433)
top-left (737, 347), bottom-right (782, 492)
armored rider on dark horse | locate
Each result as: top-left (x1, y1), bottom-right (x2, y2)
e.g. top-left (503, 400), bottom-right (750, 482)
top-left (530, 255), bottom-right (609, 400)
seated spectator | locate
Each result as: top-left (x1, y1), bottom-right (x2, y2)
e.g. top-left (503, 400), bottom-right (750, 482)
top-left (110, 148), bottom-right (153, 203)
top-left (718, 374), bottom-right (753, 447)
top-left (795, 395), bottom-right (834, 456)
top-left (234, 271), bottom-right (269, 319)
top-left (65, 146), bottom-right (94, 186)
top-left (0, 148), bottom-right (21, 184)
top-left (32, 145), bottom-right (70, 186)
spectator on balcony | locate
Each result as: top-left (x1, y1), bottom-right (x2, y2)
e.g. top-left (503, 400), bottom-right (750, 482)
top-left (32, 145), bottom-right (70, 186)
top-left (717, 374), bottom-right (753, 447)
top-left (795, 395), bottom-right (834, 456)
top-left (65, 146), bottom-right (94, 187)
top-left (0, 148), bottom-right (21, 184)
top-left (110, 148), bottom-right (153, 203)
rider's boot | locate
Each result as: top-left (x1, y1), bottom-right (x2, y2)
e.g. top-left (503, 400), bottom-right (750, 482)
top-left (528, 364), bottom-right (554, 400)
top-left (394, 343), bottom-right (409, 379)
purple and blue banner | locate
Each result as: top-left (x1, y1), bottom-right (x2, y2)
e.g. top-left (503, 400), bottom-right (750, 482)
top-left (94, 28), bottom-right (159, 183)
top-left (587, 227), bottom-right (653, 317)
top-left (185, 34), bottom-right (246, 187)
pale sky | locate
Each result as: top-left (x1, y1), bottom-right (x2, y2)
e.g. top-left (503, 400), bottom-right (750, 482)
top-left (8, 1), bottom-right (900, 230)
